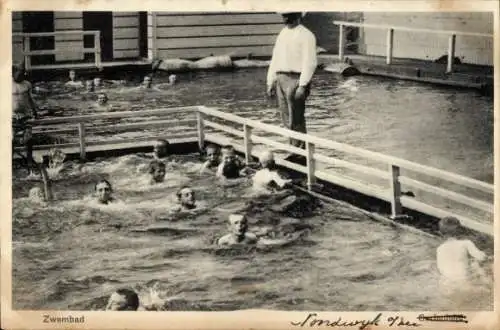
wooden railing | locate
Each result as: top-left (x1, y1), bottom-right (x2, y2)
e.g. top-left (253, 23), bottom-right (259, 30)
top-left (21, 105), bottom-right (493, 236)
top-left (332, 21), bottom-right (494, 73)
top-left (12, 30), bottom-right (102, 71)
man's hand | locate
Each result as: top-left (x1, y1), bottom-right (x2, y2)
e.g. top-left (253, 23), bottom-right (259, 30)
top-left (294, 85), bottom-right (307, 100)
top-left (266, 83), bottom-right (276, 98)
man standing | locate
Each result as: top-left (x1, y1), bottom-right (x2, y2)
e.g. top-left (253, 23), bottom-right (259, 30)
top-left (267, 12), bottom-right (317, 149)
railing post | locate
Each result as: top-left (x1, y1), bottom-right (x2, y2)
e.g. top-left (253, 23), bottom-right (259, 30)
top-left (386, 28), bottom-right (394, 65)
top-left (338, 24), bottom-right (345, 61)
top-left (446, 34), bottom-right (456, 73)
top-left (24, 36), bottom-right (31, 71)
top-left (389, 164), bottom-right (402, 218)
top-left (152, 12), bottom-right (158, 59)
top-left (306, 142), bottom-right (316, 190)
top-left (196, 112), bottom-right (205, 151)
top-left (78, 123), bottom-right (86, 161)
top-left (243, 124), bottom-right (253, 164)
top-left (95, 31), bottom-right (102, 69)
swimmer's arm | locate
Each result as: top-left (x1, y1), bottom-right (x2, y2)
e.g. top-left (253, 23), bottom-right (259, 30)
top-left (466, 240), bottom-right (487, 261)
top-left (271, 172), bottom-right (292, 188)
top-left (215, 164), bottom-right (224, 178)
top-left (199, 161), bottom-right (210, 175)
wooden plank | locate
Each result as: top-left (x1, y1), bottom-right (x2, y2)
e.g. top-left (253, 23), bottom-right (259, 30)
top-left (113, 12), bottom-right (139, 18)
top-left (399, 176), bottom-right (493, 213)
top-left (113, 16), bottom-right (139, 28)
top-left (113, 39), bottom-right (139, 50)
top-left (113, 49), bottom-right (140, 59)
top-left (54, 11), bottom-right (82, 19)
top-left (86, 119), bottom-right (196, 133)
top-left (54, 19), bottom-right (84, 32)
top-left (155, 13), bottom-right (281, 26)
top-left (155, 24), bottom-right (282, 38)
top-left (400, 197), bottom-right (492, 236)
top-left (155, 35), bottom-right (277, 49)
top-left (113, 27), bottom-right (139, 39)
top-left (157, 45), bottom-right (274, 59)
top-left (314, 153), bottom-right (389, 180)
top-left (204, 120), bottom-right (243, 137)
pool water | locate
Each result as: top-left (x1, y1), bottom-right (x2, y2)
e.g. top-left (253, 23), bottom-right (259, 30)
top-left (12, 153), bottom-right (493, 311)
top-left (12, 68), bottom-right (494, 311)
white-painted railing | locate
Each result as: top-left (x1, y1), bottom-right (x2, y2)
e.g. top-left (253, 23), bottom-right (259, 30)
top-left (12, 30), bottom-right (102, 71)
top-left (21, 105), bottom-right (493, 236)
top-left (333, 21), bottom-right (494, 73)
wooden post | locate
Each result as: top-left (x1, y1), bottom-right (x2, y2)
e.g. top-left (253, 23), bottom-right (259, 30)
top-left (78, 123), bottom-right (86, 161)
top-left (386, 28), bottom-right (394, 65)
top-left (196, 112), bottom-right (205, 151)
top-left (152, 12), bottom-right (158, 59)
top-left (306, 142), bottom-right (316, 190)
top-left (446, 34), bottom-right (456, 73)
top-left (39, 164), bottom-right (53, 201)
top-left (243, 124), bottom-right (253, 164)
top-left (389, 164), bottom-right (402, 218)
top-left (24, 36), bottom-right (31, 71)
top-left (338, 24), bottom-right (345, 61)
top-left (95, 31), bottom-right (102, 69)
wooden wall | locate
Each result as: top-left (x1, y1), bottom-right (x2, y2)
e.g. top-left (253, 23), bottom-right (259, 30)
top-left (148, 12), bottom-right (283, 59)
top-left (360, 12), bottom-right (493, 66)
top-left (112, 12), bottom-right (140, 59)
top-left (12, 12), bottom-right (23, 64)
top-left (54, 11), bottom-right (83, 62)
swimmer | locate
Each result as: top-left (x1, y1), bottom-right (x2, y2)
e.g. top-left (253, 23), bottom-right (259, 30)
top-left (94, 179), bottom-right (114, 205)
top-left (142, 75), bottom-right (153, 89)
top-left (436, 216), bottom-right (491, 287)
top-left (105, 288), bottom-right (139, 311)
top-left (85, 80), bottom-right (95, 93)
top-left (216, 145), bottom-right (247, 179)
top-left (12, 63), bottom-right (38, 176)
top-left (252, 150), bottom-right (292, 192)
top-left (148, 160), bottom-right (166, 184)
top-left (200, 144), bottom-right (220, 174)
top-left (65, 70), bottom-right (84, 87)
top-left (96, 93), bottom-right (109, 106)
top-left (153, 139), bottom-right (170, 159)
top-left (168, 74), bottom-right (177, 85)
top-left (93, 77), bottom-right (102, 88)
top-left (175, 186), bottom-right (196, 210)
top-left (28, 187), bottom-right (46, 204)
top-left (217, 214), bottom-right (258, 246)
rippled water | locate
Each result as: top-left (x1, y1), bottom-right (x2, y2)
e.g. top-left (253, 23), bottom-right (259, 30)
top-left (12, 68), bottom-right (493, 311)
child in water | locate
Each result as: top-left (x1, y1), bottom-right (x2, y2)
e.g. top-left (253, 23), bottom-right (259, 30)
top-left (94, 179), bottom-right (115, 205)
top-left (148, 160), bottom-right (166, 184)
top-left (12, 63), bottom-right (39, 176)
top-left (200, 144), bottom-right (221, 174)
top-left (436, 216), bottom-right (492, 290)
top-left (65, 70), bottom-right (84, 88)
top-left (252, 150), bottom-right (292, 193)
top-left (216, 145), bottom-right (248, 179)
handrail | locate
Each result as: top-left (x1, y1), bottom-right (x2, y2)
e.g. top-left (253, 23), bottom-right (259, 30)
top-left (23, 105), bottom-right (493, 236)
top-left (332, 20), bottom-right (493, 73)
top-left (13, 30), bottom-right (102, 71)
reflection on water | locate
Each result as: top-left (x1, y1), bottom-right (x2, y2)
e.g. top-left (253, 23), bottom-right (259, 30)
top-left (13, 69), bottom-right (493, 311)
top-left (12, 153), bottom-right (492, 311)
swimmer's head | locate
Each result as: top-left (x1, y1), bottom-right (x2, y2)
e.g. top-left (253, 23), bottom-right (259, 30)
top-left (229, 214), bottom-right (248, 236)
top-left (29, 187), bottom-right (45, 203)
top-left (153, 139), bottom-right (170, 159)
top-left (438, 216), bottom-right (462, 237)
top-left (93, 77), bottom-right (102, 87)
top-left (142, 75), bottom-right (152, 88)
top-left (221, 145), bottom-right (236, 163)
top-left (94, 179), bottom-right (113, 204)
top-left (97, 93), bottom-right (108, 106)
top-left (148, 160), bottom-right (166, 183)
top-left (12, 64), bottom-right (25, 82)
top-left (86, 80), bottom-right (95, 92)
top-left (168, 74), bottom-right (177, 85)
top-left (68, 70), bottom-right (76, 81)
top-left (105, 288), bottom-right (139, 311)
top-left (176, 186), bottom-right (196, 209)
top-left (205, 144), bottom-right (220, 165)
top-left (259, 150), bottom-right (276, 169)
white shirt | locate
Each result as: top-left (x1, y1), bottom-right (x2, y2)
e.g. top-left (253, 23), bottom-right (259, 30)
top-left (252, 168), bottom-right (289, 191)
top-left (267, 24), bottom-right (317, 87)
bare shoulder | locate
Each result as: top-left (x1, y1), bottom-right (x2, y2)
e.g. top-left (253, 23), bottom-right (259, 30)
top-left (217, 234), bottom-right (231, 246)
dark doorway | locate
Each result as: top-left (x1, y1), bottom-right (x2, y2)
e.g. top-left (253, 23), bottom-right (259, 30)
top-left (22, 11), bottom-right (55, 66)
top-left (138, 12), bottom-right (148, 58)
top-left (83, 11), bottom-right (113, 62)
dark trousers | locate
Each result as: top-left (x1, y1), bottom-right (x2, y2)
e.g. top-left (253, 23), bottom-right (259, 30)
top-left (276, 72), bottom-right (311, 149)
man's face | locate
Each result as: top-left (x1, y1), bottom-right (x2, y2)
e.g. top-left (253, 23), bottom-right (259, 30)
top-left (151, 166), bottom-right (166, 183)
top-left (69, 70), bottom-right (76, 81)
top-left (143, 76), bottom-right (152, 88)
top-left (95, 182), bottom-right (112, 204)
top-left (230, 215), bottom-right (247, 235)
top-left (282, 13), bottom-right (301, 27)
top-left (206, 147), bottom-right (219, 164)
top-left (97, 94), bottom-right (108, 105)
top-left (179, 188), bottom-right (195, 208)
